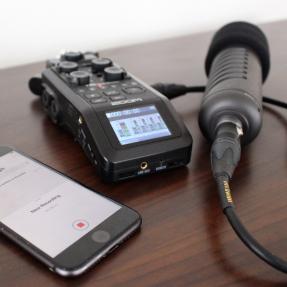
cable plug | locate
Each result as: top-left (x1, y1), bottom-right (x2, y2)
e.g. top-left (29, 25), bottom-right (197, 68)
top-left (211, 122), bottom-right (242, 180)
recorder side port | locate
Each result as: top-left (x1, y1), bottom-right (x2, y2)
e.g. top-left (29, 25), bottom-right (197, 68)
top-left (140, 161), bottom-right (148, 170)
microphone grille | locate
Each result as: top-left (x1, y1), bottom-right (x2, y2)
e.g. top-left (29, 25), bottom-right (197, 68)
top-left (205, 22), bottom-right (270, 82)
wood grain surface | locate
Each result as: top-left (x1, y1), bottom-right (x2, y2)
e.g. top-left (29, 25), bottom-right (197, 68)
top-left (1, 20), bottom-right (287, 287)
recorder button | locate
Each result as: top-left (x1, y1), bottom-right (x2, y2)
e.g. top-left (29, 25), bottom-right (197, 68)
top-left (104, 66), bottom-right (126, 82)
top-left (59, 61), bottom-right (78, 73)
top-left (70, 71), bottom-right (90, 86)
top-left (90, 98), bottom-right (107, 104)
top-left (92, 230), bottom-right (111, 243)
top-left (123, 86), bottom-right (144, 94)
top-left (110, 95), bottom-right (126, 101)
top-left (63, 51), bottom-right (83, 62)
top-left (92, 58), bottom-right (112, 73)
top-left (103, 90), bottom-right (120, 97)
top-left (84, 52), bottom-right (97, 61)
top-left (85, 93), bottom-right (102, 99)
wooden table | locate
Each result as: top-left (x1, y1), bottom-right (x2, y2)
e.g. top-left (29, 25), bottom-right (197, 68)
top-left (1, 20), bottom-right (287, 287)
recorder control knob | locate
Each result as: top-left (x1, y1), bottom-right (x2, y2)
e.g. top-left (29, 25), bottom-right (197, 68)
top-left (70, 71), bottom-right (90, 86)
top-left (91, 58), bottom-right (112, 73)
top-left (103, 66), bottom-right (126, 82)
top-left (63, 51), bottom-right (83, 62)
top-left (59, 61), bottom-right (78, 73)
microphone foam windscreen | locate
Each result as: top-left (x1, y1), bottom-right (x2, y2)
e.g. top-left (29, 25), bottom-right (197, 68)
top-left (205, 21), bottom-right (270, 82)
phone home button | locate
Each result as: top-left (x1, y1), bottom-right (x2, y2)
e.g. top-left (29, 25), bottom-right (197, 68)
top-left (92, 230), bottom-right (111, 243)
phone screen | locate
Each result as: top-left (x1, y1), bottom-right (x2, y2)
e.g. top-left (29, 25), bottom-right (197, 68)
top-left (0, 151), bottom-right (121, 258)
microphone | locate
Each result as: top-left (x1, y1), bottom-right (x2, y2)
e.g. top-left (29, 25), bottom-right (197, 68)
top-left (199, 22), bottom-right (287, 274)
top-left (199, 21), bottom-right (271, 184)
top-left (199, 21), bottom-right (270, 146)
top-left (151, 22), bottom-right (287, 274)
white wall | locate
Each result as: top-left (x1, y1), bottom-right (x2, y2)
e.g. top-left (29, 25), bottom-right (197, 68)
top-left (1, 0), bottom-right (287, 69)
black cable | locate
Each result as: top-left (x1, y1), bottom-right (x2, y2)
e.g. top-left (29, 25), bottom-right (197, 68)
top-left (152, 82), bottom-right (287, 273)
top-left (216, 173), bottom-right (287, 273)
top-left (151, 83), bottom-right (205, 99)
top-left (262, 96), bottom-right (287, 109)
top-left (212, 123), bottom-right (287, 274)
top-left (185, 86), bottom-right (205, 93)
top-left (224, 206), bottom-right (287, 273)
top-left (152, 83), bottom-right (287, 110)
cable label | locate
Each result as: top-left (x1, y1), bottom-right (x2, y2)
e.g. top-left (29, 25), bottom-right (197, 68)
top-left (223, 180), bottom-right (233, 203)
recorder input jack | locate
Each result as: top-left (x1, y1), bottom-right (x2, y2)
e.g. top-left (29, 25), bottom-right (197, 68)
top-left (140, 161), bottom-right (148, 170)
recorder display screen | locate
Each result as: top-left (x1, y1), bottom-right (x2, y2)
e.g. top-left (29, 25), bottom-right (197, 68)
top-left (106, 105), bottom-right (171, 145)
top-left (0, 151), bottom-right (121, 257)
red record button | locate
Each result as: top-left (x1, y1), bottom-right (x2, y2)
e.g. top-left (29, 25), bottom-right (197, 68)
top-left (73, 219), bottom-right (89, 230)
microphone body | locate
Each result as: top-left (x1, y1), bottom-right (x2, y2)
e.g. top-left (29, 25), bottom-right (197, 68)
top-left (152, 21), bottom-right (287, 274)
top-left (198, 22), bottom-right (270, 145)
top-left (196, 22), bottom-right (287, 275)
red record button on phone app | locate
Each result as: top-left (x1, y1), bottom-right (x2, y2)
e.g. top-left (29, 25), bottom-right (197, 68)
top-left (73, 220), bottom-right (89, 230)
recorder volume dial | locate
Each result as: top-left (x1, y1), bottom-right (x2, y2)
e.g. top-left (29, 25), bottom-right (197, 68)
top-left (103, 66), bottom-right (126, 82)
top-left (70, 71), bottom-right (90, 86)
top-left (63, 51), bottom-right (83, 62)
top-left (59, 61), bottom-right (78, 73)
top-left (91, 58), bottom-right (112, 73)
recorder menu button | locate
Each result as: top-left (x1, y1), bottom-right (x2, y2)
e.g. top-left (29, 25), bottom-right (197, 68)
top-left (103, 90), bottom-right (120, 97)
top-left (90, 98), bottom-right (107, 104)
top-left (122, 86), bottom-right (144, 94)
top-left (110, 95), bottom-right (126, 101)
top-left (85, 93), bottom-right (102, 99)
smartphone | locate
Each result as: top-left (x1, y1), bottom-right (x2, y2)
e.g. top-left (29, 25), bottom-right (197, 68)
top-left (0, 146), bottom-right (141, 277)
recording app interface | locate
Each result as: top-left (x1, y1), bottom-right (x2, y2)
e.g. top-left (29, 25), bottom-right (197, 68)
top-left (0, 151), bottom-right (121, 258)
top-left (106, 105), bottom-right (171, 145)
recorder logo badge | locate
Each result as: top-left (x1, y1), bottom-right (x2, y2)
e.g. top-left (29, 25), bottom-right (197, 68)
top-left (73, 219), bottom-right (89, 230)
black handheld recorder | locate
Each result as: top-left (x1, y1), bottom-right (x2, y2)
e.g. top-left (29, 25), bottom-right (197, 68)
top-left (29, 51), bottom-right (192, 182)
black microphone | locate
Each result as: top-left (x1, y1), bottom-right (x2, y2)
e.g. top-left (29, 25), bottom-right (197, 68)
top-left (199, 21), bottom-right (271, 182)
top-left (199, 22), bottom-right (287, 274)
top-left (199, 21), bottom-right (270, 146)
top-left (151, 22), bottom-right (287, 274)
